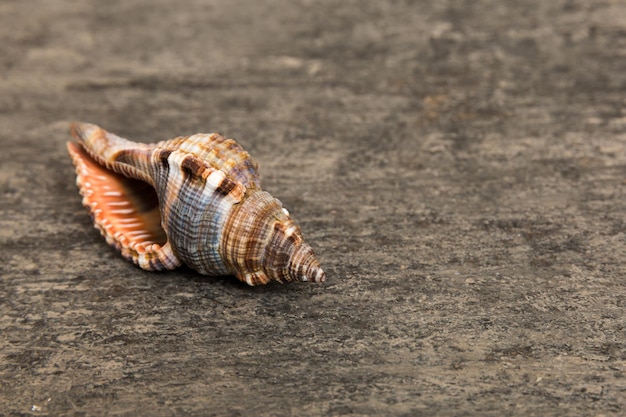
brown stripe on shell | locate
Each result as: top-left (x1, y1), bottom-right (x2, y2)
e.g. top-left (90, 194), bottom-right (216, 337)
top-left (156, 149), bottom-right (173, 167)
top-left (214, 176), bottom-right (237, 197)
top-left (180, 154), bottom-right (208, 178)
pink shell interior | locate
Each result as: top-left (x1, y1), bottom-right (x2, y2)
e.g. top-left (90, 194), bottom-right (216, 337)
top-left (68, 142), bottom-right (167, 253)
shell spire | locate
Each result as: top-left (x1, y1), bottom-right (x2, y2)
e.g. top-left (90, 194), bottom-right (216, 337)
top-left (67, 122), bottom-right (325, 285)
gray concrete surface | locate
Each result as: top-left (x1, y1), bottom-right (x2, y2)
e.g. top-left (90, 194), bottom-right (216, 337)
top-left (1, 0), bottom-right (626, 416)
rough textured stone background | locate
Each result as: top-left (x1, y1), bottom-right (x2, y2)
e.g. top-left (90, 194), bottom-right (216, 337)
top-left (1, 0), bottom-right (625, 416)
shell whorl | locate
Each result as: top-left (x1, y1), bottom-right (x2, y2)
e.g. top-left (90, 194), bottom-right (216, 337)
top-left (67, 122), bottom-right (325, 285)
top-left (221, 190), bottom-right (324, 285)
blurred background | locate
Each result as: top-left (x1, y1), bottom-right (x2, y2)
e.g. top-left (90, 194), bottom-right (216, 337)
top-left (1, 1), bottom-right (625, 415)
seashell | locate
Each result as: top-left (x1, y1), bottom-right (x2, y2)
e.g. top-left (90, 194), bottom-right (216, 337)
top-left (67, 123), bottom-right (325, 286)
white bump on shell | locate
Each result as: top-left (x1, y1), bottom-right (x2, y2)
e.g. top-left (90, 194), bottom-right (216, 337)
top-left (284, 225), bottom-right (297, 238)
top-left (206, 170), bottom-right (226, 190)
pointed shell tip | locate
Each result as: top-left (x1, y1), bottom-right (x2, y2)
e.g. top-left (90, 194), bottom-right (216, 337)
top-left (315, 267), bottom-right (326, 283)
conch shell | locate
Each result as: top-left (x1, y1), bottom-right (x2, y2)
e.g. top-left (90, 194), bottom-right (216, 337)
top-left (67, 123), bottom-right (325, 285)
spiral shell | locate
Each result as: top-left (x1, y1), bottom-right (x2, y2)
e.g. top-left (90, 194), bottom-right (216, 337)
top-left (67, 123), bottom-right (325, 285)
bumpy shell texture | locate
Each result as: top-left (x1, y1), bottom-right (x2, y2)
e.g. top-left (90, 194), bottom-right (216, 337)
top-left (67, 123), bottom-right (325, 286)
